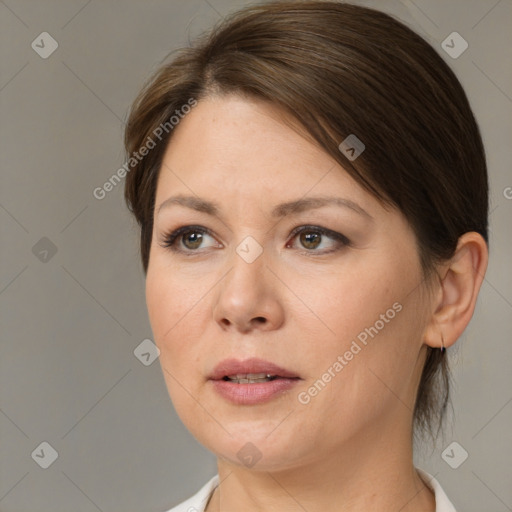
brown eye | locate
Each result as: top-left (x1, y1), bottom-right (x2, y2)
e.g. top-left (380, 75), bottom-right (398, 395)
top-left (159, 225), bottom-right (219, 253)
top-left (287, 225), bottom-right (350, 254)
top-left (182, 231), bottom-right (203, 250)
top-left (299, 231), bottom-right (322, 250)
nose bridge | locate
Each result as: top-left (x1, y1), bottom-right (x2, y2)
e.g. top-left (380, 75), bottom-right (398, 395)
top-left (212, 235), bottom-right (283, 331)
top-left (224, 236), bottom-right (268, 305)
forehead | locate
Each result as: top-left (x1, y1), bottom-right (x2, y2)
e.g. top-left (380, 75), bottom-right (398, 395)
top-left (164, 94), bottom-right (322, 170)
top-left (155, 95), bottom-right (374, 210)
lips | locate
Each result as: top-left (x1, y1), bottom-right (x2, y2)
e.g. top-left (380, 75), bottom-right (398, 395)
top-left (209, 358), bottom-right (301, 405)
top-left (209, 357), bottom-right (300, 381)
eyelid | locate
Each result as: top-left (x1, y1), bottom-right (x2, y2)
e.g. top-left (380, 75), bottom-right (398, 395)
top-left (158, 225), bottom-right (220, 253)
top-left (158, 224), bottom-right (350, 254)
top-left (288, 224), bottom-right (351, 246)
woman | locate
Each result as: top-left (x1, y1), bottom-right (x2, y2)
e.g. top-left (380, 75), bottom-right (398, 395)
top-left (123, 2), bottom-right (488, 511)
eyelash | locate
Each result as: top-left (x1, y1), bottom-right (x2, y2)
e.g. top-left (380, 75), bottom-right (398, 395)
top-left (158, 224), bottom-right (351, 256)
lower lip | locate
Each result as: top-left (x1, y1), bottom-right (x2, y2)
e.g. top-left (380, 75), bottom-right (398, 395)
top-left (210, 378), bottom-right (299, 405)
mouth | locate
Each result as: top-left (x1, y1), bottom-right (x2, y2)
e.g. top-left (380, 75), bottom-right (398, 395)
top-left (221, 373), bottom-right (279, 384)
top-left (209, 357), bottom-right (300, 381)
top-left (209, 358), bottom-right (301, 405)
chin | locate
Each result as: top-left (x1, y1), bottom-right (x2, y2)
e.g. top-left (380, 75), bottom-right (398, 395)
top-left (187, 416), bottom-right (311, 472)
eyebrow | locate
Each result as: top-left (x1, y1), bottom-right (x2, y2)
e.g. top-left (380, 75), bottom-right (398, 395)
top-left (156, 194), bottom-right (373, 220)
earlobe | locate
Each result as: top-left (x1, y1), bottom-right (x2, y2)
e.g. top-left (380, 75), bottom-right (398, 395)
top-left (423, 232), bottom-right (488, 349)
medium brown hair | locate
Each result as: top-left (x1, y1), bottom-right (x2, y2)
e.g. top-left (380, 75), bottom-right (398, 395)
top-left (124, 1), bottom-right (488, 440)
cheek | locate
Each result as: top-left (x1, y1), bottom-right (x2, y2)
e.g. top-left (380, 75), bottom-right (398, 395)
top-left (146, 254), bottom-right (204, 336)
top-left (146, 268), bottom-right (172, 341)
top-left (145, 258), bottom-right (215, 380)
top-left (296, 264), bottom-right (399, 355)
top-left (146, 263), bottom-right (194, 360)
top-left (293, 255), bottom-right (424, 405)
top-left (145, 265), bottom-right (202, 411)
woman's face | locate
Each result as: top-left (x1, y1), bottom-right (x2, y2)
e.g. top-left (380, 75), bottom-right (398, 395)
top-left (146, 94), bottom-right (433, 471)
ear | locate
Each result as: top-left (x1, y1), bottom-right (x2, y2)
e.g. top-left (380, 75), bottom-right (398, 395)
top-left (423, 232), bottom-right (489, 349)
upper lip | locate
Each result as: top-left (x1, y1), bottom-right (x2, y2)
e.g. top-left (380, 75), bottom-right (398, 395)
top-left (209, 357), bottom-right (300, 380)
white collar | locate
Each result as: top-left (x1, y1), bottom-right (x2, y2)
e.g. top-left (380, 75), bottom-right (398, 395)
top-left (165, 468), bottom-right (457, 511)
top-left (417, 468), bottom-right (457, 511)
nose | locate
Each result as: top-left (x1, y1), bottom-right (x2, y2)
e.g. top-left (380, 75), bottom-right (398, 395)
top-left (212, 246), bottom-right (285, 334)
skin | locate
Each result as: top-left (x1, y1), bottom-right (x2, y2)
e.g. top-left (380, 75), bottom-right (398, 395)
top-left (145, 94), bottom-right (488, 511)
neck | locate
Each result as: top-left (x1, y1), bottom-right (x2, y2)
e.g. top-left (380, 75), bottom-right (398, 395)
top-left (205, 416), bottom-right (435, 512)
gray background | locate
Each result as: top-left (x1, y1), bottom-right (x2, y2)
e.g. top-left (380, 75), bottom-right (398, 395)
top-left (1, 0), bottom-right (511, 510)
